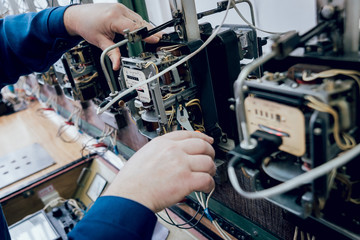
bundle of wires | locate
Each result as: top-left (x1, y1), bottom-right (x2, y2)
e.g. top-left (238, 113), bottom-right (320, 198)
top-left (185, 99), bottom-right (205, 132)
top-left (75, 72), bottom-right (98, 84)
top-left (57, 105), bottom-right (83, 143)
top-left (195, 188), bottom-right (232, 240)
top-left (36, 95), bottom-right (58, 117)
top-left (80, 125), bottom-right (115, 157)
top-left (302, 69), bottom-right (360, 94)
top-left (157, 187), bottom-right (231, 239)
top-left (156, 203), bottom-right (205, 230)
top-left (293, 226), bottom-right (316, 240)
top-left (305, 95), bottom-right (356, 150)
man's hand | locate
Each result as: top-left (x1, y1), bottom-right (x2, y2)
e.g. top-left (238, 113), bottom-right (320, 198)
top-left (103, 131), bottom-right (216, 213)
top-left (63, 3), bottom-right (162, 70)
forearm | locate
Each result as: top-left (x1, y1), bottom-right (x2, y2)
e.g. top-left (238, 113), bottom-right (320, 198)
top-left (0, 6), bottom-right (81, 85)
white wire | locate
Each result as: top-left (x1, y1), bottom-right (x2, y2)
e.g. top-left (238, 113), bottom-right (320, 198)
top-left (231, 0), bottom-right (290, 35)
top-left (228, 143), bottom-right (360, 199)
top-left (214, 220), bottom-right (232, 240)
top-left (96, 0), bottom-right (233, 115)
top-left (195, 188), bottom-right (231, 240)
top-left (100, 39), bottom-right (129, 94)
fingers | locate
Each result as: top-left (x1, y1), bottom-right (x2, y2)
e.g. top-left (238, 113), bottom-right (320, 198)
top-left (98, 38), bottom-right (121, 70)
top-left (190, 172), bottom-right (215, 193)
top-left (162, 130), bottom-right (214, 144)
top-left (188, 155), bottom-right (216, 176)
top-left (113, 5), bottom-right (161, 43)
top-left (180, 138), bottom-right (215, 159)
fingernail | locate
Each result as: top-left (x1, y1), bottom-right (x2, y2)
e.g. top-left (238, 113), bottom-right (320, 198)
top-left (154, 36), bottom-right (160, 42)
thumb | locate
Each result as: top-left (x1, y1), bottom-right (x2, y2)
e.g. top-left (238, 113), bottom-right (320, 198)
top-left (99, 38), bottom-right (122, 71)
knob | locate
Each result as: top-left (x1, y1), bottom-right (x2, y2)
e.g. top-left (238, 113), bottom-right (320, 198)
top-left (52, 207), bottom-right (63, 218)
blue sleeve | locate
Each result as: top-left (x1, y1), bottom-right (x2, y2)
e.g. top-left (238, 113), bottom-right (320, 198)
top-left (68, 196), bottom-right (157, 240)
top-left (0, 205), bottom-right (10, 240)
top-left (0, 6), bottom-right (81, 85)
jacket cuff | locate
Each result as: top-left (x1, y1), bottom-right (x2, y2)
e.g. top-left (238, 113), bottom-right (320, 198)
top-left (48, 5), bottom-right (75, 39)
top-left (69, 196), bottom-right (157, 239)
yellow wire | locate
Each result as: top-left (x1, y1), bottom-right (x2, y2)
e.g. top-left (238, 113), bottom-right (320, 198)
top-left (185, 99), bottom-right (205, 132)
top-left (302, 69), bottom-right (360, 94)
top-left (305, 95), bottom-right (356, 150)
top-left (76, 72), bottom-right (98, 84)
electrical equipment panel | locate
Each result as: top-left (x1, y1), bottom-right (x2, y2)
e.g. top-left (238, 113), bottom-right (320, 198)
top-left (119, 42), bottom-right (210, 139)
top-left (19, 1), bottom-right (360, 239)
top-left (57, 41), bottom-right (110, 102)
top-left (226, 1), bottom-right (360, 236)
top-left (243, 66), bottom-right (359, 213)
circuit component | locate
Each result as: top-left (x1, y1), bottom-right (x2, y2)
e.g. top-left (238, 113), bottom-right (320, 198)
top-left (58, 41), bottom-right (105, 102)
top-left (119, 45), bottom-right (204, 138)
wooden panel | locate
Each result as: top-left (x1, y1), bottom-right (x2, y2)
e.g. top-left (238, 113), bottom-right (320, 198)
top-left (0, 100), bottom-right (85, 197)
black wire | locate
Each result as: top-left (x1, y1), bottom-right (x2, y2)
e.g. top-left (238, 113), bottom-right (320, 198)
top-left (165, 208), bottom-right (200, 226)
top-left (156, 204), bottom-right (205, 230)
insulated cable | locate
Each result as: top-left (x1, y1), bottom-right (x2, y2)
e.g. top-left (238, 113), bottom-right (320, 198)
top-left (195, 188), bottom-right (231, 240)
top-left (100, 39), bottom-right (129, 94)
top-left (231, 0), bottom-right (290, 35)
top-left (305, 95), bottom-right (356, 150)
top-left (228, 142), bottom-right (360, 199)
top-left (96, 0), bottom-right (233, 115)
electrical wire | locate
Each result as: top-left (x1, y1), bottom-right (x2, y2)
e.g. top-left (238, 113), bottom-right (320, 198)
top-left (156, 204), bottom-right (205, 230)
top-left (56, 105), bottom-right (83, 143)
top-left (100, 39), bottom-right (129, 94)
top-left (231, 0), bottom-right (290, 36)
top-left (185, 98), bottom-right (205, 132)
top-left (228, 142), bottom-right (360, 199)
top-left (72, 65), bottom-right (87, 75)
top-left (97, 0), bottom-right (233, 115)
top-left (195, 188), bottom-right (232, 240)
top-left (43, 197), bottom-right (85, 220)
top-left (305, 95), bottom-right (356, 150)
top-left (301, 69), bottom-right (360, 94)
top-left (233, 51), bottom-right (277, 147)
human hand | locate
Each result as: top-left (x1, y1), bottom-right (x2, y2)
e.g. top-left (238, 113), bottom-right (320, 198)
top-left (103, 131), bottom-right (216, 213)
top-left (63, 3), bottom-right (162, 70)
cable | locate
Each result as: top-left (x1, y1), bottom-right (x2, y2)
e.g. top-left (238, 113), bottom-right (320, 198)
top-left (156, 205), bottom-right (205, 230)
top-left (100, 39), bottom-right (129, 94)
top-left (231, 0), bottom-right (290, 35)
top-left (56, 105), bottom-right (83, 143)
top-left (228, 142), bottom-right (360, 199)
top-left (305, 95), bottom-right (356, 150)
top-left (156, 200), bottom-right (205, 229)
top-left (97, 0), bottom-right (233, 115)
top-left (301, 69), bottom-right (360, 94)
top-left (195, 188), bottom-right (232, 240)
top-left (293, 226), bottom-right (299, 240)
top-left (233, 51), bottom-right (277, 148)
top-left (185, 99), bottom-right (205, 132)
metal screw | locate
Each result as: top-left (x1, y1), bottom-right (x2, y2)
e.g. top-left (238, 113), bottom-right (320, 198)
top-left (314, 128), bottom-right (322, 135)
top-left (291, 83), bottom-right (298, 88)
